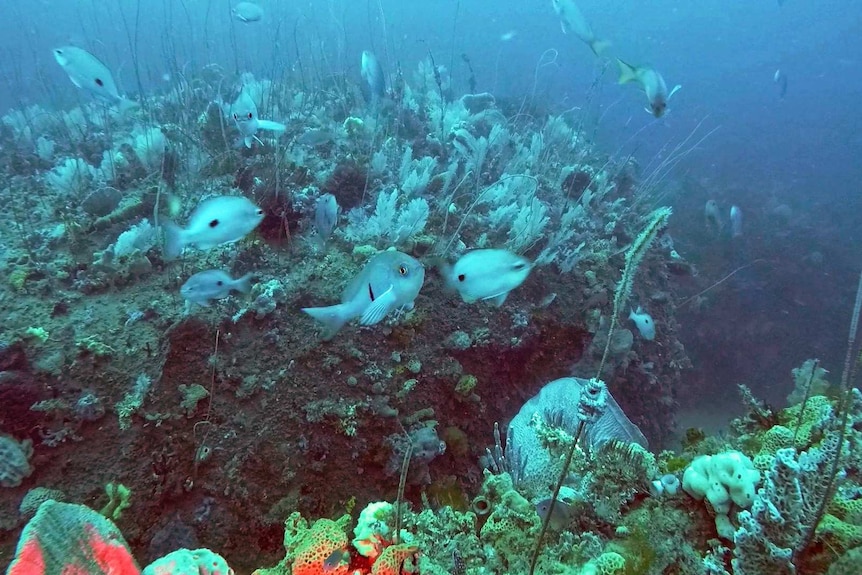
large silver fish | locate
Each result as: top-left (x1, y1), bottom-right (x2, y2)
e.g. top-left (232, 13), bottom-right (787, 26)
top-left (181, 270), bottom-right (254, 307)
top-left (222, 88), bottom-right (285, 148)
top-left (164, 195), bottom-right (264, 259)
top-left (361, 51), bottom-right (386, 103)
top-left (616, 59), bottom-right (681, 118)
top-left (53, 46), bottom-right (135, 109)
top-left (302, 250), bottom-right (425, 340)
top-left (550, 0), bottom-right (610, 56)
top-left (444, 249), bottom-right (532, 306)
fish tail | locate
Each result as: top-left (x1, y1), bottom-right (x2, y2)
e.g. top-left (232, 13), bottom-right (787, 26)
top-left (256, 119), bottom-right (286, 133)
top-left (117, 98), bottom-right (139, 114)
top-left (590, 39), bottom-right (611, 57)
top-left (163, 220), bottom-right (185, 260)
top-left (616, 59), bottom-right (638, 85)
top-left (234, 273), bottom-right (255, 294)
top-left (302, 304), bottom-right (350, 340)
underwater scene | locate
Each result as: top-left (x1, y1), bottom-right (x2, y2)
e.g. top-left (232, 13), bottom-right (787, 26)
top-left (1, 0), bottom-right (861, 574)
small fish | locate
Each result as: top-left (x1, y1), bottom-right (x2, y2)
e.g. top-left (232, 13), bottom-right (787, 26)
top-left (233, 2), bottom-right (263, 23)
top-left (629, 307), bottom-right (656, 340)
top-left (730, 205), bottom-right (743, 238)
top-left (53, 46), bottom-right (135, 109)
top-left (222, 88), bottom-right (286, 148)
top-left (535, 498), bottom-right (574, 531)
top-left (297, 128), bottom-right (335, 147)
top-left (550, 0), bottom-right (610, 56)
top-left (774, 69), bottom-right (788, 99)
top-left (704, 199), bottom-right (723, 233)
top-left (323, 549), bottom-right (350, 573)
top-left (314, 193), bottom-right (339, 246)
top-left (500, 30), bottom-right (517, 42)
top-left (445, 249), bottom-right (532, 306)
top-left (616, 59), bottom-right (681, 118)
top-left (361, 51), bottom-right (386, 103)
top-left (302, 251), bottom-right (425, 340)
top-left (181, 270), bottom-right (254, 307)
top-left (164, 195), bottom-right (264, 260)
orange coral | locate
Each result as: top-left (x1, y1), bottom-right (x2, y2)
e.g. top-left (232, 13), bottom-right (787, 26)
top-left (370, 544), bottom-right (418, 575)
top-left (292, 519), bottom-right (350, 575)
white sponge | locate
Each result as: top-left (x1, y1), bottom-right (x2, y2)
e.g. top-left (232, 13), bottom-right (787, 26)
top-left (682, 450), bottom-right (760, 513)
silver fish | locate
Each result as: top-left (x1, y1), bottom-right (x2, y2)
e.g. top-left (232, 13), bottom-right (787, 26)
top-left (314, 193), bottom-right (339, 246)
top-left (550, 0), bottom-right (610, 56)
top-left (164, 195), bottom-right (264, 260)
top-left (233, 2), bottom-right (263, 23)
top-left (297, 128), bottom-right (335, 147)
top-left (730, 205), bottom-right (743, 238)
top-left (181, 270), bottom-right (254, 307)
top-left (616, 59), bottom-right (681, 118)
top-left (361, 51), bottom-right (386, 103)
top-left (302, 250), bottom-right (425, 340)
top-left (445, 249), bottom-right (532, 306)
top-left (53, 46), bottom-right (135, 109)
top-left (774, 69), bottom-right (788, 99)
top-left (223, 88), bottom-right (285, 148)
top-left (535, 498), bottom-right (574, 531)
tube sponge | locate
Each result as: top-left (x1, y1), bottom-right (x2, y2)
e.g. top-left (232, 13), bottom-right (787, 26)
top-left (682, 451), bottom-right (761, 513)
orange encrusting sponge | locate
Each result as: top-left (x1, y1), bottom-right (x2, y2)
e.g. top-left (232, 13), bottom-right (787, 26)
top-left (370, 544), bottom-right (418, 575)
top-left (291, 519), bottom-right (350, 575)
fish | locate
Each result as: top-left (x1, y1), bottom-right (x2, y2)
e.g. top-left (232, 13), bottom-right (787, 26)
top-left (181, 270), bottom-right (254, 307)
top-left (629, 307), bottom-right (656, 340)
top-left (164, 195), bottom-right (264, 260)
top-left (444, 249), bottom-right (532, 306)
top-left (314, 193), bottom-right (339, 246)
top-left (500, 30), bottom-right (517, 42)
top-left (730, 205), bottom-right (743, 238)
top-left (616, 59), bottom-right (681, 118)
top-left (233, 2), bottom-right (263, 23)
top-left (550, 0), bottom-right (610, 56)
top-left (361, 51), bottom-right (386, 103)
top-left (774, 69), bottom-right (788, 99)
top-left (297, 128), bottom-right (335, 147)
top-left (704, 200), bottom-right (723, 233)
top-left (222, 88), bottom-right (286, 148)
top-left (322, 549), bottom-right (350, 573)
top-left (535, 498), bottom-right (574, 531)
top-left (302, 250), bottom-right (425, 340)
top-left (52, 46), bottom-right (136, 110)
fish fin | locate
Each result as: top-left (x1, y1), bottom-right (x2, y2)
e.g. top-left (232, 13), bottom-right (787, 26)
top-left (488, 292), bottom-right (509, 307)
top-left (668, 84), bottom-right (682, 101)
top-left (360, 285), bottom-right (397, 325)
top-left (560, 21), bottom-right (567, 34)
top-left (69, 76), bottom-right (83, 88)
top-left (302, 304), bottom-right (350, 340)
top-left (616, 59), bottom-right (639, 85)
top-left (256, 119), bottom-right (286, 133)
top-left (163, 220), bottom-right (184, 260)
top-left (589, 39), bottom-right (612, 57)
top-left (117, 98), bottom-right (139, 114)
top-left (234, 273), bottom-right (255, 294)
top-left (244, 136), bottom-right (254, 148)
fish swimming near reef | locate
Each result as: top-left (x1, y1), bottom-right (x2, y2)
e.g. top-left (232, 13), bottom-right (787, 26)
top-left (314, 193), bottom-right (339, 247)
top-left (52, 46), bottom-right (136, 110)
top-left (164, 195), bottom-right (264, 260)
top-left (322, 549), bottom-right (350, 573)
top-left (550, 0), bottom-right (610, 56)
top-left (181, 270), bottom-right (254, 307)
top-left (302, 250), bottom-right (425, 340)
top-left (535, 498), bottom-right (575, 531)
top-left (233, 2), bottom-right (263, 23)
top-left (221, 88), bottom-right (286, 148)
top-left (629, 306), bottom-right (656, 340)
top-left (444, 249), bottom-right (532, 306)
top-left (616, 59), bottom-right (681, 118)
top-left (361, 50), bottom-right (386, 104)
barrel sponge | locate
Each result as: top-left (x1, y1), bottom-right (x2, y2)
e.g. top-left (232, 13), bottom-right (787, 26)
top-left (682, 451), bottom-right (760, 514)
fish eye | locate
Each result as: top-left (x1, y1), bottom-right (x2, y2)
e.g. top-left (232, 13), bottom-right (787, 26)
top-left (256, 209), bottom-right (264, 215)
top-left (457, 274), bottom-right (466, 282)
top-left (209, 219), bottom-right (219, 228)
top-left (398, 265), bottom-right (408, 275)
top-left (233, 113), bottom-right (239, 120)
top-left (216, 281), bottom-right (223, 286)
top-left (513, 263), bottom-right (527, 270)
top-left (247, 112), bottom-right (253, 119)
top-left (95, 78), bottom-right (104, 87)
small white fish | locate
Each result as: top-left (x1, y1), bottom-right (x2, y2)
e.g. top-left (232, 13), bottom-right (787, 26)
top-left (445, 249), bottom-right (532, 306)
top-left (730, 205), bottom-right (743, 238)
top-left (53, 46), bottom-right (135, 109)
top-left (233, 2), bottom-right (263, 23)
top-left (222, 88), bottom-right (286, 148)
top-left (616, 59), bottom-right (681, 118)
top-left (629, 307), bottom-right (656, 340)
top-left (705, 200), bottom-right (723, 233)
top-left (164, 195), bottom-right (264, 260)
top-left (550, 0), bottom-right (610, 56)
top-left (774, 69), bottom-right (788, 99)
top-left (361, 51), bottom-right (386, 102)
top-left (500, 30), bottom-right (517, 42)
top-left (302, 251), bottom-right (425, 340)
top-left (181, 270), bottom-right (254, 307)
top-left (314, 193), bottom-right (339, 246)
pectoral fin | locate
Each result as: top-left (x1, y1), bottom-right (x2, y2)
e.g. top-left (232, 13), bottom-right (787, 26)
top-left (360, 285), bottom-right (397, 325)
top-left (668, 85), bottom-right (682, 101)
top-left (487, 292), bottom-right (509, 307)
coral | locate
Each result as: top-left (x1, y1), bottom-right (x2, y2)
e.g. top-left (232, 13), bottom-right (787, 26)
top-left (113, 218), bottom-right (157, 257)
top-left (143, 548), bottom-right (233, 575)
top-left (371, 544), bottom-right (418, 575)
top-left (291, 518), bottom-right (350, 575)
top-left (778, 395), bottom-right (833, 448)
top-left (99, 482), bottom-right (132, 520)
top-left (0, 435), bottom-right (34, 488)
top-left (582, 551), bottom-right (625, 575)
top-left (19, 487), bottom-right (66, 520)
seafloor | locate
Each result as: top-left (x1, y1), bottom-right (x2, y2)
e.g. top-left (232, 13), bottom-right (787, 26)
top-left (0, 61), bottom-right (860, 575)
